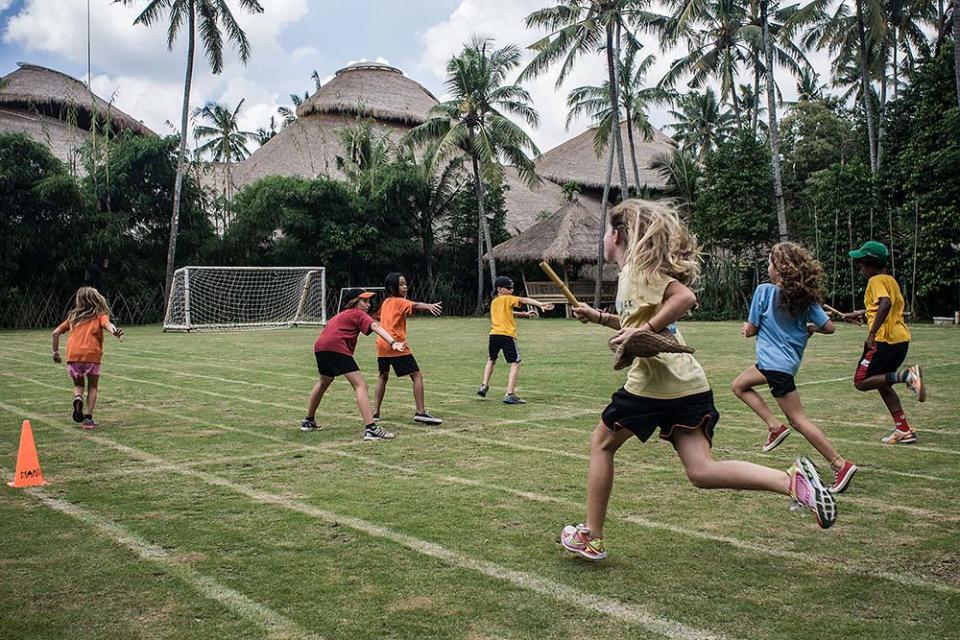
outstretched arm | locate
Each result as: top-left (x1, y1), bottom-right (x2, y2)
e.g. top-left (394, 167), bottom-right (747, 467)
top-left (413, 301), bottom-right (443, 316)
top-left (571, 303), bottom-right (621, 330)
top-left (106, 321), bottom-right (124, 341)
top-left (370, 321), bottom-right (405, 351)
top-left (517, 297), bottom-right (554, 312)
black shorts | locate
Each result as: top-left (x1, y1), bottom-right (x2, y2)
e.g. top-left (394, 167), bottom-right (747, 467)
top-left (854, 341), bottom-right (909, 383)
top-left (601, 388), bottom-right (718, 447)
top-left (315, 350), bottom-right (359, 377)
top-left (378, 354), bottom-right (420, 377)
top-left (488, 334), bottom-right (521, 364)
top-left (757, 367), bottom-right (797, 398)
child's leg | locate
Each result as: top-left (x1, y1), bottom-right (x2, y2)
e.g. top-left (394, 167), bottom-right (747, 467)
top-left (374, 370), bottom-right (390, 415)
top-left (410, 370), bottom-right (426, 413)
top-left (774, 392), bottom-right (845, 470)
top-left (482, 359), bottom-right (496, 386)
top-left (506, 362), bottom-right (521, 395)
top-left (584, 422), bottom-right (634, 538)
top-left (343, 371), bottom-right (375, 425)
top-left (731, 366), bottom-right (782, 431)
top-left (86, 374), bottom-right (100, 415)
top-left (306, 376), bottom-right (335, 418)
top-left (672, 427), bottom-right (790, 495)
top-left (71, 375), bottom-right (85, 399)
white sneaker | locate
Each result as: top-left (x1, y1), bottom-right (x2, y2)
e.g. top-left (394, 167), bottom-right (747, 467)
top-left (363, 424), bottom-right (395, 441)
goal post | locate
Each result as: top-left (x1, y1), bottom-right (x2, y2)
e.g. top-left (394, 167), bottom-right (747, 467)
top-left (164, 266), bottom-right (327, 332)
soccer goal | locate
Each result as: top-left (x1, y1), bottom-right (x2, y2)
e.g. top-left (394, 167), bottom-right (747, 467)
top-left (163, 266), bottom-right (326, 332)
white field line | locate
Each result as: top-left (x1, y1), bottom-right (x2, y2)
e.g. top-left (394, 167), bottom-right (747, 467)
top-left (6, 381), bottom-right (959, 595)
top-left (1, 469), bottom-right (322, 640)
top-left (720, 406), bottom-right (959, 436)
top-left (0, 402), bottom-right (727, 640)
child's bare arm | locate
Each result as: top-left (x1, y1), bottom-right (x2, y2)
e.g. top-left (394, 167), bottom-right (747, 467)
top-left (51, 328), bottom-right (62, 363)
top-left (517, 297), bottom-right (554, 312)
top-left (370, 321), bottom-right (405, 351)
top-left (641, 281), bottom-right (696, 332)
top-left (741, 322), bottom-right (758, 338)
top-left (106, 321), bottom-right (124, 341)
top-left (413, 301), bottom-right (443, 316)
top-left (814, 319), bottom-right (836, 335)
top-left (571, 303), bottom-right (621, 329)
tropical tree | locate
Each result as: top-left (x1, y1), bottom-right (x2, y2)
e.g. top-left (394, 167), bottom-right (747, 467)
top-left (118, 0), bottom-right (264, 306)
top-left (405, 37), bottom-right (540, 312)
top-left (192, 99), bottom-right (255, 163)
top-left (255, 116), bottom-right (278, 145)
top-left (794, 67), bottom-right (827, 100)
top-left (649, 146), bottom-right (701, 210)
top-left (667, 88), bottom-right (736, 159)
top-left (955, 0), bottom-right (960, 110)
top-left (334, 118), bottom-right (393, 194)
top-left (277, 70), bottom-right (323, 127)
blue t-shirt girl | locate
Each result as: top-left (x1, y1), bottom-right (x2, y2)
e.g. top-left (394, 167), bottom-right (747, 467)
top-left (748, 283), bottom-right (830, 375)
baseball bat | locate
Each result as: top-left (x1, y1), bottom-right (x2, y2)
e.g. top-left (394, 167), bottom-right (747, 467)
top-left (539, 261), bottom-right (580, 306)
top-left (823, 303), bottom-right (862, 326)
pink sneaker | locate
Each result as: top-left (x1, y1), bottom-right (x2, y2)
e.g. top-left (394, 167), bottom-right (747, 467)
top-left (560, 524), bottom-right (607, 561)
top-left (829, 460), bottom-right (858, 494)
top-left (788, 457), bottom-right (837, 529)
top-left (762, 424), bottom-right (791, 452)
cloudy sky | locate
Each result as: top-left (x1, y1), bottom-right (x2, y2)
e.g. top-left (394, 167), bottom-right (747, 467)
top-left (0, 0), bottom-right (830, 153)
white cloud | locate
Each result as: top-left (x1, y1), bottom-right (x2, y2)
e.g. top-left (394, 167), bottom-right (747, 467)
top-left (0, 0), bottom-right (14, 13)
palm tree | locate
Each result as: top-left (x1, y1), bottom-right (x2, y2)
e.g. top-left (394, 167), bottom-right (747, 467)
top-left (255, 116), bottom-right (277, 145)
top-left (405, 37), bottom-right (540, 312)
top-left (193, 99), bottom-right (255, 163)
top-left (737, 82), bottom-right (767, 133)
top-left (649, 146), bottom-right (701, 210)
top-left (119, 0), bottom-right (263, 307)
top-left (334, 118), bottom-right (393, 195)
top-left (954, 0), bottom-right (960, 110)
top-left (277, 70), bottom-right (323, 127)
top-left (794, 67), bottom-right (827, 100)
top-left (667, 88), bottom-right (735, 159)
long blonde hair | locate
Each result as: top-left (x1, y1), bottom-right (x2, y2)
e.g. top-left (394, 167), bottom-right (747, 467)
top-left (608, 199), bottom-right (700, 285)
top-left (65, 287), bottom-right (110, 326)
top-left (770, 242), bottom-right (824, 316)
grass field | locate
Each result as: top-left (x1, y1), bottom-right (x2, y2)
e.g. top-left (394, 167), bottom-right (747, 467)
top-left (1, 318), bottom-right (958, 640)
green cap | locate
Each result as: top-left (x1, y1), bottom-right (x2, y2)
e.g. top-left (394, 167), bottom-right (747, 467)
top-left (848, 240), bottom-right (889, 263)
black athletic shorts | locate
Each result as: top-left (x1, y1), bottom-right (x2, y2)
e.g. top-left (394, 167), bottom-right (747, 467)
top-left (315, 350), bottom-right (360, 377)
top-left (854, 341), bottom-right (909, 383)
top-left (601, 388), bottom-right (718, 447)
top-left (757, 367), bottom-right (797, 398)
top-left (488, 334), bottom-right (521, 364)
top-left (377, 354), bottom-right (420, 377)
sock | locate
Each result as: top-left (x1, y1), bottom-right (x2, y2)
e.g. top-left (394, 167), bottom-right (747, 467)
top-left (365, 423), bottom-right (377, 430)
top-left (83, 414), bottom-right (92, 420)
top-left (892, 409), bottom-right (910, 432)
top-left (885, 370), bottom-right (909, 385)
top-left (305, 415), bottom-right (314, 421)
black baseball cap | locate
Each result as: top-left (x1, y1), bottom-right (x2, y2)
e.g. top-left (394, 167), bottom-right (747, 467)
top-left (494, 276), bottom-right (514, 289)
top-left (342, 288), bottom-right (376, 305)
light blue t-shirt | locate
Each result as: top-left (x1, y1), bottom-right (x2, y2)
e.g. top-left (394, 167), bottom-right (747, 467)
top-left (748, 283), bottom-right (829, 375)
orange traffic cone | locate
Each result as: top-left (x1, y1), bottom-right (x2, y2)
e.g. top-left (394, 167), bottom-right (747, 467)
top-left (7, 420), bottom-right (46, 487)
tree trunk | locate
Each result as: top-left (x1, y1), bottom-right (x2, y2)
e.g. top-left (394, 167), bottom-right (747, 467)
top-left (877, 58), bottom-right (887, 172)
top-left (730, 72), bottom-right (744, 129)
top-left (954, 0), bottom-right (960, 111)
top-left (594, 138), bottom-right (616, 309)
top-left (751, 64), bottom-right (761, 136)
top-left (475, 204), bottom-right (484, 316)
top-left (164, 5), bottom-right (195, 312)
top-left (761, 0), bottom-right (788, 241)
top-left (624, 102), bottom-right (641, 193)
top-left (471, 152), bottom-right (497, 313)
top-left (606, 22), bottom-right (629, 197)
top-left (856, 0), bottom-right (879, 174)
top-left (892, 34), bottom-right (899, 99)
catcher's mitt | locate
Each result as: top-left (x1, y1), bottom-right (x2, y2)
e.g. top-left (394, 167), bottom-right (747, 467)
top-left (610, 328), bottom-right (695, 370)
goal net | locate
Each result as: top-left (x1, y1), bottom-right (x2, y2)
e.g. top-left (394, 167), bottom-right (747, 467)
top-left (164, 266), bottom-right (326, 332)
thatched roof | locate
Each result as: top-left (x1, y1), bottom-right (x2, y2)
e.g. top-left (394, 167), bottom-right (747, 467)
top-left (0, 62), bottom-right (154, 136)
top-left (0, 108), bottom-right (89, 168)
top-left (296, 62), bottom-right (438, 125)
top-left (501, 166), bottom-right (567, 235)
top-left (489, 197), bottom-right (603, 264)
top-left (536, 123), bottom-right (675, 191)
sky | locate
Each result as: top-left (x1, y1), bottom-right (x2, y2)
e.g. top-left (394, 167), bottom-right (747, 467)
top-left (0, 0), bottom-right (834, 154)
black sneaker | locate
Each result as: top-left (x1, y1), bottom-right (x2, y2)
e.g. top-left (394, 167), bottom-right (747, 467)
top-left (476, 384), bottom-right (489, 398)
top-left (413, 412), bottom-right (443, 425)
top-left (364, 424), bottom-right (395, 441)
top-left (502, 393), bottom-right (526, 405)
top-left (72, 395), bottom-right (84, 423)
top-left (300, 418), bottom-right (319, 432)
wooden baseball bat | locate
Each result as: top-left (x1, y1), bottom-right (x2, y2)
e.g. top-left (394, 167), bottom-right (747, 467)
top-left (823, 303), bottom-right (862, 326)
top-left (539, 261), bottom-right (580, 306)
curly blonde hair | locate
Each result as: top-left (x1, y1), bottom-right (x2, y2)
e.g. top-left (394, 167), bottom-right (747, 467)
top-left (608, 199), bottom-right (700, 286)
top-left (770, 242), bottom-right (824, 316)
top-left (66, 287), bottom-right (110, 326)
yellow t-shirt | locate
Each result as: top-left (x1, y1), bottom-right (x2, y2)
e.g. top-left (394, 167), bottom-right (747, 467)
top-left (490, 294), bottom-right (521, 337)
top-left (864, 274), bottom-right (910, 344)
top-left (617, 265), bottom-right (710, 399)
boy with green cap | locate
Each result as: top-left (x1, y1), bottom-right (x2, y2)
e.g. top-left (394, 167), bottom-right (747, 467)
top-left (842, 241), bottom-right (925, 444)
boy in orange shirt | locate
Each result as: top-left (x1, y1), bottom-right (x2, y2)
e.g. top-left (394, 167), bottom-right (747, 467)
top-left (842, 241), bottom-right (925, 444)
top-left (373, 272), bottom-right (444, 425)
top-left (477, 275), bottom-right (554, 404)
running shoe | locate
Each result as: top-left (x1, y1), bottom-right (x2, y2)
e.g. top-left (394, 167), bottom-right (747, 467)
top-left (363, 424), bottom-right (396, 441)
top-left (476, 384), bottom-right (489, 398)
top-left (881, 428), bottom-right (918, 444)
top-left (788, 457), bottom-right (837, 529)
top-left (81, 417), bottom-right (98, 430)
top-left (72, 395), bottom-right (84, 423)
top-left (560, 523), bottom-right (607, 561)
top-left (502, 393), bottom-right (526, 405)
top-left (762, 424), bottom-right (791, 452)
top-left (413, 412), bottom-right (443, 425)
top-left (905, 365), bottom-right (926, 402)
top-left (829, 460), bottom-right (858, 494)
top-left (300, 418), bottom-right (319, 432)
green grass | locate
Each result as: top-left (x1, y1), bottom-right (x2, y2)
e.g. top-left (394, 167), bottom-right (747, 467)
top-left (1, 319), bottom-right (958, 640)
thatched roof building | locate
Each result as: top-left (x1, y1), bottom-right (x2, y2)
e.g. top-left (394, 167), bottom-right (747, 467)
top-left (535, 122), bottom-right (675, 192)
top-left (489, 197), bottom-right (603, 264)
top-left (0, 62), bottom-right (154, 166)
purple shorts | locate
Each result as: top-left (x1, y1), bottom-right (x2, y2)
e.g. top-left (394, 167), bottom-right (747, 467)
top-left (68, 362), bottom-right (102, 378)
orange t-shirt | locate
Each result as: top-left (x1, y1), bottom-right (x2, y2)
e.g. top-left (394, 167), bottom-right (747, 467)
top-left (376, 297), bottom-right (415, 357)
top-left (56, 314), bottom-right (110, 363)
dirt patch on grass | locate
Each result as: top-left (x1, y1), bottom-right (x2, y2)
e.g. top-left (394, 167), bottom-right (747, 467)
top-left (387, 596), bottom-right (433, 612)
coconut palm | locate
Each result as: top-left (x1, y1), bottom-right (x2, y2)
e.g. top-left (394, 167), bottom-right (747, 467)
top-left (668, 88), bottom-right (736, 159)
top-left (119, 0), bottom-right (263, 306)
top-left (334, 118), bottom-right (393, 195)
top-left (255, 116), bottom-right (277, 145)
top-left (886, 0), bottom-right (933, 97)
top-left (193, 99), bottom-right (255, 163)
top-left (649, 146), bottom-right (701, 210)
top-left (277, 70), bottom-right (323, 127)
top-left (954, 0), bottom-right (960, 110)
top-left (404, 37), bottom-right (540, 312)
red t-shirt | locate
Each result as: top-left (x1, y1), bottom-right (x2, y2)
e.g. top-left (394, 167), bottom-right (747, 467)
top-left (313, 308), bottom-right (374, 356)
